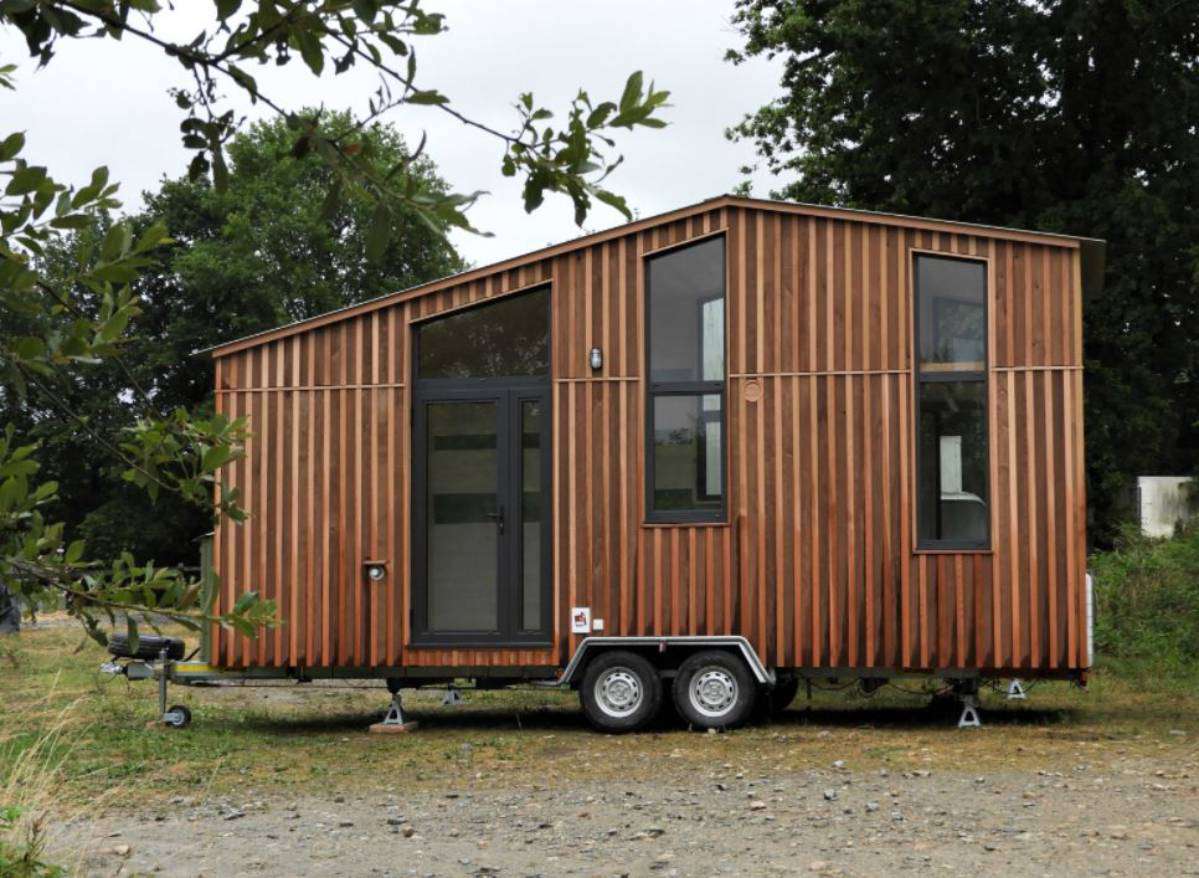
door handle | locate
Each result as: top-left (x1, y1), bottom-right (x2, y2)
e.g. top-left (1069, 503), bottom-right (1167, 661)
top-left (486, 506), bottom-right (505, 535)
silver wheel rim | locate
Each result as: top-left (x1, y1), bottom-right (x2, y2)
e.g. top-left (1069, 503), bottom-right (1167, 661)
top-left (594, 667), bottom-right (643, 718)
top-left (690, 667), bottom-right (738, 718)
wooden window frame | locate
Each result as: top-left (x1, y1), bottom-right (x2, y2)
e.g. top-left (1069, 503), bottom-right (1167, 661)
top-left (643, 234), bottom-right (728, 525)
top-left (912, 252), bottom-right (991, 552)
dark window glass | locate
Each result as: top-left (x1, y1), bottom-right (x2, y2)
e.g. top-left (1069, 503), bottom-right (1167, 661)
top-left (917, 382), bottom-right (989, 544)
top-left (914, 254), bottom-right (989, 548)
top-left (520, 399), bottom-right (542, 632)
top-left (916, 255), bottom-right (986, 373)
top-left (652, 394), bottom-right (723, 513)
top-left (648, 237), bottom-right (725, 383)
top-left (646, 237), bottom-right (726, 522)
top-left (418, 287), bottom-right (549, 378)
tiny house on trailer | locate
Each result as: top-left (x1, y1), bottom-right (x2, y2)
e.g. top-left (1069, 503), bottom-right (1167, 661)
top-left (133, 196), bottom-right (1105, 732)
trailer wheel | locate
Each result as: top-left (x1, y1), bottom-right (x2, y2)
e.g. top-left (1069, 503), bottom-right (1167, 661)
top-left (673, 650), bottom-right (756, 730)
top-left (163, 705), bottom-right (192, 729)
top-left (579, 651), bottom-right (662, 733)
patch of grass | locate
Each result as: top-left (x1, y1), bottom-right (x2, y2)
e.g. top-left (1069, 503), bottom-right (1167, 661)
top-left (0, 694), bottom-right (82, 877)
top-left (1, 625), bottom-right (1196, 807)
top-left (1091, 523), bottom-right (1199, 679)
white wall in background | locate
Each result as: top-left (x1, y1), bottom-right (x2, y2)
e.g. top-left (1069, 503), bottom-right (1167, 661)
top-left (1137, 476), bottom-right (1194, 538)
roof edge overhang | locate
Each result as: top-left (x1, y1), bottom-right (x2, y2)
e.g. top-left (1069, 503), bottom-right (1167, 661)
top-left (203, 194), bottom-right (1104, 358)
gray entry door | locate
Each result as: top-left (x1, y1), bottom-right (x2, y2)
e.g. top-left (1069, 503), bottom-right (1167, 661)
top-left (411, 385), bottom-right (550, 646)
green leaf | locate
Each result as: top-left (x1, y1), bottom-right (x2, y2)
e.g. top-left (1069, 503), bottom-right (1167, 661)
top-left (0, 131), bottom-right (24, 161)
top-left (5, 164), bottom-right (47, 196)
top-left (31, 480), bottom-right (57, 502)
top-left (351, 0), bottom-right (379, 22)
top-left (126, 616), bottom-right (140, 655)
top-left (586, 103), bottom-right (615, 129)
top-left (100, 223), bottom-right (131, 261)
top-left (134, 220), bottom-right (171, 253)
top-left (50, 214), bottom-right (93, 230)
top-left (594, 188), bottom-right (632, 220)
top-left (297, 31), bottom-right (325, 76)
top-left (365, 201), bottom-right (390, 263)
top-left (619, 71), bottom-right (644, 113)
top-left (96, 306), bottom-right (133, 343)
top-left (65, 539), bottom-right (85, 565)
top-left (201, 444), bottom-right (235, 473)
top-left (211, 145), bottom-right (229, 191)
top-left (407, 89), bottom-right (449, 106)
top-left (226, 64), bottom-right (258, 98)
top-left (10, 336), bottom-right (46, 359)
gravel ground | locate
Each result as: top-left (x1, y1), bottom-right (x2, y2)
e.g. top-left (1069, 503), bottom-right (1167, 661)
top-left (72, 754), bottom-right (1197, 877)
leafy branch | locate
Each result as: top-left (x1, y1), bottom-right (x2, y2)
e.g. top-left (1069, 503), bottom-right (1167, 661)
top-left (5, 1), bottom-right (670, 250)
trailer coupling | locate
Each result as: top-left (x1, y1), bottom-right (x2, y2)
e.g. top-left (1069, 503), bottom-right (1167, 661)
top-left (101, 637), bottom-right (194, 728)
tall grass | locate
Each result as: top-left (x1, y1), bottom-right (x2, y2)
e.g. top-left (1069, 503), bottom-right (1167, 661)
top-left (1091, 523), bottom-right (1199, 680)
top-left (0, 689), bottom-right (79, 878)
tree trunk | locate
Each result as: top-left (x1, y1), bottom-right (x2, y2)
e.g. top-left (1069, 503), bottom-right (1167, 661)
top-left (0, 584), bottom-right (19, 633)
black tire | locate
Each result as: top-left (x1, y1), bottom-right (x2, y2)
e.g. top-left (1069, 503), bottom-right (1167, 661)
top-left (578, 650), bottom-right (662, 733)
top-left (768, 677), bottom-right (801, 714)
top-left (164, 704), bottom-right (192, 729)
top-left (107, 634), bottom-right (185, 661)
top-left (673, 650), bottom-right (757, 731)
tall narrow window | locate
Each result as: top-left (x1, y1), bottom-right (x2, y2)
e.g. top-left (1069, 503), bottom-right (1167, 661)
top-left (915, 254), bottom-right (989, 548)
top-left (646, 236), bottom-right (726, 522)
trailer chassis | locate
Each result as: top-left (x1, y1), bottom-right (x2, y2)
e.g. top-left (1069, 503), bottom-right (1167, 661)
top-left (100, 633), bottom-right (1082, 731)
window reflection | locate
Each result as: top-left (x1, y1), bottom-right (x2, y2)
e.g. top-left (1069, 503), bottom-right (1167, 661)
top-left (418, 287), bottom-right (549, 378)
top-left (652, 394), bottom-right (723, 512)
top-left (916, 256), bottom-right (986, 373)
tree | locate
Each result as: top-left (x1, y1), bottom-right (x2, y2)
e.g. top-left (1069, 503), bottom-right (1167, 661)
top-left (2, 112), bottom-right (462, 569)
top-left (0, 1), bottom-right (669, 645)
top-left (727, 0), bottom-right (1199, 544)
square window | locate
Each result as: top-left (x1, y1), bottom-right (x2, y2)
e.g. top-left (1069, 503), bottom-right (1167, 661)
top-left (651, 394), bottom-right (723, 516)
top-left (917, 381), bottom-right (989, 546)
top-left (915, 255), bottom-right (986, 374)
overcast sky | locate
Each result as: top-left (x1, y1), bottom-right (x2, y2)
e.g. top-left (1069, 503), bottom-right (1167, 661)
top-left (0, 2), bottom-right (782, 267)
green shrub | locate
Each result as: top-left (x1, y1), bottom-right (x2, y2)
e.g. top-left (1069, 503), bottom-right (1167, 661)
top-left (1090, 523), bottom-right (1199, 675)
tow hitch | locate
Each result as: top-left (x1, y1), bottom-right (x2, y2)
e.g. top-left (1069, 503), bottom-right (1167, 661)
top-left (101, 642), bottom-right (192, 728)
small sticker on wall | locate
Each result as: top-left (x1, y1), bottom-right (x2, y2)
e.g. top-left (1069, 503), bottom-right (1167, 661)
top-left (571, 606), bottom-right (591, 634)
top-left (592, 618), bottom-right (604, 632)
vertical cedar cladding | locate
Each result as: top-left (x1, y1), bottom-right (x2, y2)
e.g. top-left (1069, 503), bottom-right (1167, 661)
top-left (212, 201), bottom-right (1086, 673)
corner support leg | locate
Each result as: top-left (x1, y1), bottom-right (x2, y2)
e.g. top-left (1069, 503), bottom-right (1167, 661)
top-left (370, 690), bottom-right (419, 734)
top-left (957, 695), bottom-right (981, 729)
top-left (952, 679), bottom-right (982, 729)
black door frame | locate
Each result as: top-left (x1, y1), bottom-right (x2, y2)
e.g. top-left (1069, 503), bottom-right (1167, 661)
top-left (411, 377), bottom-right (552, 647)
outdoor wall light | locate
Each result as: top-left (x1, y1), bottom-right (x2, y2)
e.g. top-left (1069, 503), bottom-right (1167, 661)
top-left (364, 561), bottom-right (387, 582)
top-left (589, 347), bottom-right (603, 371)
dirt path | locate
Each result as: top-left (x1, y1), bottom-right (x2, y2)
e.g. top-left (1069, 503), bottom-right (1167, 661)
top-left (72, 755), bottom-right (1197, 877)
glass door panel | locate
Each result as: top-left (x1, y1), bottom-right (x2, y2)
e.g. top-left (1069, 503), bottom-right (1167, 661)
top-left (425, 400), bottom-right (500, 633)
top-left (519, 399), bottom-right (543, 632)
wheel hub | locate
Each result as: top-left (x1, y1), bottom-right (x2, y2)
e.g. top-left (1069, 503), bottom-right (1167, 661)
top-left (596, 667), bottom-right (643, 718)
top-left (691, 667), bottom-right (737, 717)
